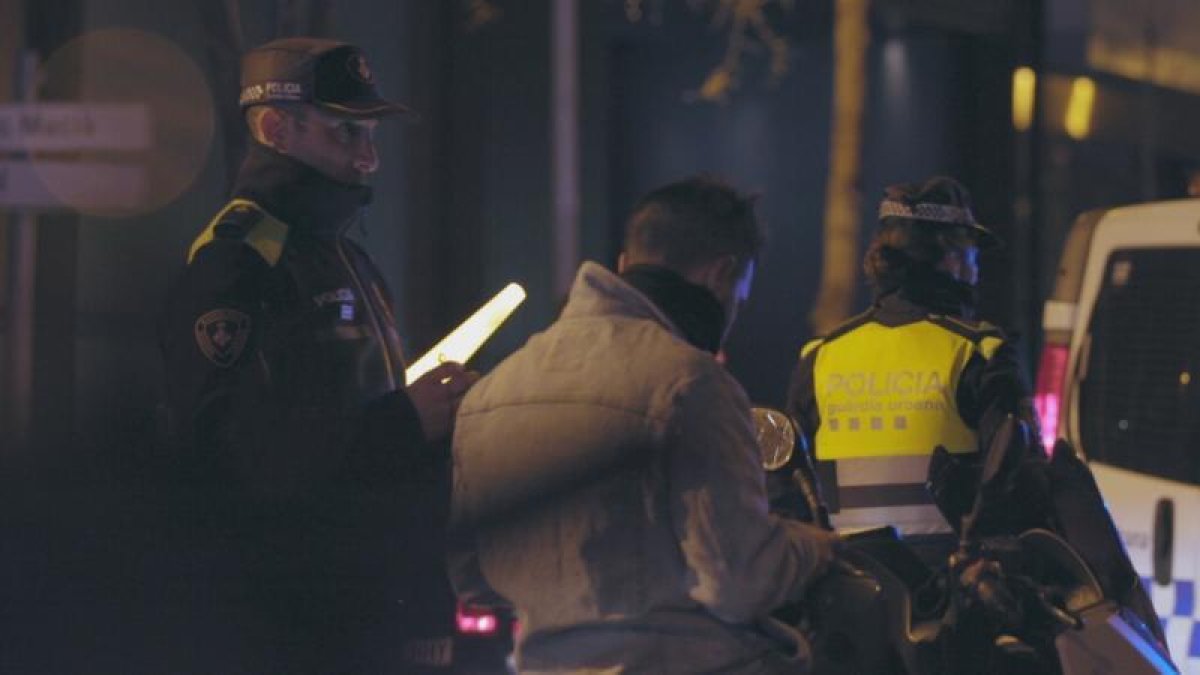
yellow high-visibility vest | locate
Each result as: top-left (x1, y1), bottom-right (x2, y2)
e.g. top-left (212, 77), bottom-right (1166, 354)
top-left (804, 315), bottom-right (1005, 534)
top-left (807, 318), bottom-right (1003, 461)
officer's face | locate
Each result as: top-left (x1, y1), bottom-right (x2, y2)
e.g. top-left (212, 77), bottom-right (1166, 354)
top-left (284, 106), bottom-right (380, 185)
top-left (939, 243), bottom-right (980, 286)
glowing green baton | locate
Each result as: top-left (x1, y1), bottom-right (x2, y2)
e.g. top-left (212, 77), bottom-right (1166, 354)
top-left (404, 282), bottom-right (527, 385)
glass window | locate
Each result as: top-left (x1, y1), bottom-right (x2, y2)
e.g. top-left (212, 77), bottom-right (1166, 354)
top-left (1079, 248), bottom-right (1200, 485)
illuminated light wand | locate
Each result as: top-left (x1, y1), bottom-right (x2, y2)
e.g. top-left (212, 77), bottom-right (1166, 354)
top-left (404, 283), bottom-right (527, 385)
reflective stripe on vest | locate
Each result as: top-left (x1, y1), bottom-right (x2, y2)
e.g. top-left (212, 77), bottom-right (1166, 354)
top-left (829, 455), bottom-right (949, 535)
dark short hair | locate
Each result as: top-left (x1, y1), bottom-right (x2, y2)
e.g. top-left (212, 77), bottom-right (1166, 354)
top-left (623, 175), bottom-right (764, 273)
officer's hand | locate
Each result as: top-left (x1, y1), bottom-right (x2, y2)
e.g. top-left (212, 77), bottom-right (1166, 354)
top-left (407, 361), bottom-right (481, 443)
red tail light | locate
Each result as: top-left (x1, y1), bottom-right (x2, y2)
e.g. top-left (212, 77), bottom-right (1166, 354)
top-left (456, 602), bottom-right (500, 635)
top-left (1033, 344), bottom-right (1070, 453)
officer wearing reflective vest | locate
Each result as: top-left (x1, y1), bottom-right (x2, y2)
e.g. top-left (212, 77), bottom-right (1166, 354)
top-left (160, 38), bottom-right (475, 672)
top-left (786, 176), bottom-right (1036, 538)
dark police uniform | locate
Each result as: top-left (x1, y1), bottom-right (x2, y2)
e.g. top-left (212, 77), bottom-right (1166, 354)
top-left (787, 284), bottom-right (1032, 536)
top-left (163, 147), bottom-right (421, 491)
top-left (159, 38), bottom-right (453, 673)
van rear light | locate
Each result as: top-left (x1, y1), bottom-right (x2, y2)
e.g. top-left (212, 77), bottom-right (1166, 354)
top-left (1034, 344), bottom-right (1070, 453)
top-left (456, 602), bottom-right (499, 635)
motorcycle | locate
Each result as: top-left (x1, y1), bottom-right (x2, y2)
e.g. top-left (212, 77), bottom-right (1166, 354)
top-left (751, 407), bottom-right (1177, 674)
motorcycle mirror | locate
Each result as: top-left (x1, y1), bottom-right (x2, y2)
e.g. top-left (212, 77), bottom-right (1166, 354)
top-left (752, 407), bottom-right (796, 471)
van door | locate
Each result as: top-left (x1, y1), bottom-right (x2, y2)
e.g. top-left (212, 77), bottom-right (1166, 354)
top-left (1072, 246), bottom-right (1200, 671)
top-left (1091, 464), bottom-right (1198, 669)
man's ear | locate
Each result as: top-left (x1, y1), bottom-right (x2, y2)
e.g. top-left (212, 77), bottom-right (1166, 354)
top-left (616, 252), bottom-right (629, 274)
top-left (681, 254), bottom-right (738, 303)
top-left (697, 254), bottom-right (738, 290)
top-left (256, 107), bottom-right (291, 153)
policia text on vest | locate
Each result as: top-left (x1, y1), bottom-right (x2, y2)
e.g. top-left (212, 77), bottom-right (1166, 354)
top-left (809, 321), bottom-right (1002, 461)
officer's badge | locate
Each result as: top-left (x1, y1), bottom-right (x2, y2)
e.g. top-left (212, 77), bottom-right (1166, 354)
top-left (194, 309), bottom-right (251, 368)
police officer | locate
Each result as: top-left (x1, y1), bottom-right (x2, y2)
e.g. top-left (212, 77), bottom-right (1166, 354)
top-left (786, 176), bottom-right (1036, 540)
top-left (160, 38), bottom-right (474, 672)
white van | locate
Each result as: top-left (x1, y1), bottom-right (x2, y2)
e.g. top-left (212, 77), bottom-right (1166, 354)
top-left (1037, 199), bottom-right (1200, 672)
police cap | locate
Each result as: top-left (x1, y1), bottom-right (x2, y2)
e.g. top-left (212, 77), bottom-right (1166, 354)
top-left (239, 37), bottom-right (415, 120)
top-left (877, 176), bottom-right (1000, 248)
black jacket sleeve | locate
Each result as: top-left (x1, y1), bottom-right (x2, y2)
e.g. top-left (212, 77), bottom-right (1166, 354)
top-left (785, 346), bottom-right (821, 445)
top-left (160, 239), bottom-right (428, 500)
top-left (956, 337), bottom-right (1040, 451)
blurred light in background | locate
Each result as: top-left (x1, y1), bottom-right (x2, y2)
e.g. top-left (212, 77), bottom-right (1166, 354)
top-left (456, 602), bottom-right (500, 635)
top-left (1034, 343), bottom-right (1070, 453)
top-left (1012, 66), bottom-right (1036, 132)
top-left (882, 38), bottom-right (909, 109)
top-left (1064, 76), bottom-right (1096, 140)
top-left (34, 28), bottom-right (215, 217)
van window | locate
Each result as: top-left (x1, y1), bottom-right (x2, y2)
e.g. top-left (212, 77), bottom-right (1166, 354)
top-left (1078, 248), bottom-right (1200, 485)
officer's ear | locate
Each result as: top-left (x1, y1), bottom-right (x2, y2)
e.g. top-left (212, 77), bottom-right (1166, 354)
top-left (252, 106), bottom-right (292, 153)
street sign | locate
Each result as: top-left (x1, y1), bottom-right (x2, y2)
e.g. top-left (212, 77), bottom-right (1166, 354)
top-left (0, 103), bottom-right (150, 152)
top-left (0, 159), bottom-right (145, 209)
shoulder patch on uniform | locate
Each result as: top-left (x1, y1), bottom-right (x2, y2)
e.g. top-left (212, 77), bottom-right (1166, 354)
top-left (978, 335), bottom-right (1004, 360)
top-left (800, 338), bottom-right (825, 361)
top-left (194, 308), bottom-right (251, 368)
top-left (212, 202), bottom-right (264, 239)
top-left (188, 199), bottom-right (290, 267)
top-left (243, 217), bottom-right (289, 267)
